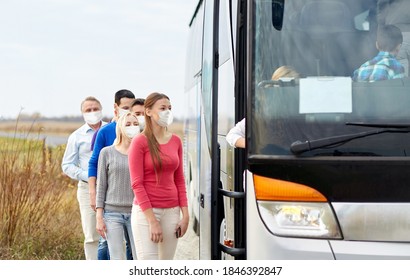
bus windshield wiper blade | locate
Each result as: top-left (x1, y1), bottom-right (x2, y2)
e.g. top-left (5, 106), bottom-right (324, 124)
top-left (290, 128), bottom-right (410, 155)
top-left (346, 122), bottom-right (410, 129)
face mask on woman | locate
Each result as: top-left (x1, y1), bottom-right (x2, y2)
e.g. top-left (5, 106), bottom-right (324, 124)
top-left (83, 111), bottom-right (102, 125)
top-left (136, 116), bottom-right (145, 131)
top-left (118, 108), bottom-right (130, 118)
top-left (156, 110), bottom-right (173, 127)
top-left (124, 125), bottom-right (140, 138)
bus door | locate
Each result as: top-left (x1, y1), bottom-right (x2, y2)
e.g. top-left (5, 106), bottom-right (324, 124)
top-left (212, 0), bottom-right (247, 260)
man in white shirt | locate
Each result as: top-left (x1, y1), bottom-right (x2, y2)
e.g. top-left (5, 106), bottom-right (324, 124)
top-left (226, 66), bottom-right (300, 149)
top-left (62, 96), bottom-right (106, 260)
top-left (226, 118), bottom-right (246, 148)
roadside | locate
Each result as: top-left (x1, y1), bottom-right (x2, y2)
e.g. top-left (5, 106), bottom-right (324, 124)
top-left (0, 131), bottom-right (68, 147)
top-left (174, 217), bottom-right (199, 260)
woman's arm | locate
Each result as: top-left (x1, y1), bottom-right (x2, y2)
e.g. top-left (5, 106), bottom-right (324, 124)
top-left (96, 207), bottom-right (106, 238)
top-left (128, 135), bottom-right (152, 210)
top-left (177, 206), bottom-right (189, 237)
top-left (175, 136), bottom-right (189, 237)
top-left (142, 208), bottom-right (163, 243)
top-left (95, 148), bottom-right (109, 238)
top-left (95, 148), bottom-right (109, 210)
top-left (175, 136), bottom-right (188, 207)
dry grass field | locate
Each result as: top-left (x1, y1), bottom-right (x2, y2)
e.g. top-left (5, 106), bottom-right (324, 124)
top-left (0, 137), bottom-right (84, 259)
top-left (0, 120), bottom-right (83, 136)
top-left (0, 118), bottom-right (186, 259)
top-left (0, 119), bottom-right (184, 138)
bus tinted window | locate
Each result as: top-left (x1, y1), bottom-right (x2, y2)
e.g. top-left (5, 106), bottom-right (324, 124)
top-left (250, 0), bottom-right (410, 157)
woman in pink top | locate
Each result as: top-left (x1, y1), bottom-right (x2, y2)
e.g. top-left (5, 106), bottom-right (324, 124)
top-left (129, 92), bottom-right (189, 260)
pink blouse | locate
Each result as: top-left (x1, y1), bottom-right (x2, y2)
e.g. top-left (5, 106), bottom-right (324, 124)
top-left (128, 134), bottom-right (188, 211)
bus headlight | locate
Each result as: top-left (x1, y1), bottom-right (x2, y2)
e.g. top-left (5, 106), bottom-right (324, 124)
top-left (257, 201), bottom-right (342, 239)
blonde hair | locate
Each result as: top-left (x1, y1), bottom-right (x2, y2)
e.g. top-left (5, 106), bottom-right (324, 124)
top-left (113, 112), bottom-right (138, 146)
top-left (271, 65), bottom-right (300, 81)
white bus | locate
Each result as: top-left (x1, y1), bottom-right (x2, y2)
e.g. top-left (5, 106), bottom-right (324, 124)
top-left (183, 0), bottom-right (410, 259)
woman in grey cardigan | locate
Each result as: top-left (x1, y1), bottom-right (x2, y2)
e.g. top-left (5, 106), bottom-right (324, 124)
top-left (96, 112), bottom-right (140, 260)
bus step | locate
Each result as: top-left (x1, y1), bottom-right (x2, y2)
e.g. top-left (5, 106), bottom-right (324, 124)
top-left (219, 242), bottom-right (245, 257)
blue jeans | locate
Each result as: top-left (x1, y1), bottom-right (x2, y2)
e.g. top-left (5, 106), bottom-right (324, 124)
top-left (103, 211), bottom-right (136, 260)
top-left (98, 231), bottom-right (133, 260)
top-left (97, 237), bottom-right (110, 260)
top-left (124, 226), bottom-right (133, 260)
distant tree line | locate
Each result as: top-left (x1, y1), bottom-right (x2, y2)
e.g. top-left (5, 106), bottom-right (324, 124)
top-left (1, 112), bottom-right (182, 123)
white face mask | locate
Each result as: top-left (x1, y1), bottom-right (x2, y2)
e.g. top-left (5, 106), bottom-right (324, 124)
top-left (118, 108), bottom-right (130, 118)
top-left (124, 125), bottom-right (140, 138)
top-left (157, 110), bottom-right (173, 127)
top-left (136, 116), bottom-right (145, 131)
top-left (83, 111), bottom-right (102, 125)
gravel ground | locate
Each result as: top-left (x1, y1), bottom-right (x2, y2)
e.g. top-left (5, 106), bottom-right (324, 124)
top-left (173, 218), bottom-right (199, 260)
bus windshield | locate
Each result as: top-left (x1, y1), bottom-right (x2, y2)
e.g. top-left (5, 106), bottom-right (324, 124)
top-left (250, 0), bottom-right (410, 157)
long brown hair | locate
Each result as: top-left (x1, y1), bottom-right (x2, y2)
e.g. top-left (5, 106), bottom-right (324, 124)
top-left (143, 92), bottom-right (170, 180)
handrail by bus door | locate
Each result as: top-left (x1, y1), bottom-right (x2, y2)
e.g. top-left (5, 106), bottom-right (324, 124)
top-left (218, 0), bottom-right (248, 260)
top-left (232, 0), bottom-right (247, 260)
top-left (218, 187), bottom-right (246, 258)
top-left (211, 0), bottom-right (247, 260)
top-left (213, 143), bottom-right (246, 259)
top-left (210, 0), bottom-right (221, 260)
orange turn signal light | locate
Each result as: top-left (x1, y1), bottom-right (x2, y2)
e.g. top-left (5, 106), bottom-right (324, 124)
top-left (254, 175), bottom-right (327, 202)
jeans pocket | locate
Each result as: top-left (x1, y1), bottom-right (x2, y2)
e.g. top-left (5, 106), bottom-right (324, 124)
top-left (104, 211), bottom-right (120, 223)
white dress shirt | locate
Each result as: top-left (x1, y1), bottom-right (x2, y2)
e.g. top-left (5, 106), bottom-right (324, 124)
top-left (226, 118), bottom-right (245, 148)
top-left (62, 121), bottom-right (106, 182)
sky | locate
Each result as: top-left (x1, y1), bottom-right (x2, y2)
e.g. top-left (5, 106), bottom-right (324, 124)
top-left (0, 0), bottom-right (198, 120)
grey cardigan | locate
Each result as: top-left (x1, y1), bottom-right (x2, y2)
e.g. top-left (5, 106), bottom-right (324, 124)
top-left (96, 145), bottom-right (134, 213)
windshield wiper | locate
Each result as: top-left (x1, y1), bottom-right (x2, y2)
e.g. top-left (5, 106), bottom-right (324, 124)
top-left (290, 126), bottom-right (410, 155)
top-left (345, 122), bottom-right (410, 129)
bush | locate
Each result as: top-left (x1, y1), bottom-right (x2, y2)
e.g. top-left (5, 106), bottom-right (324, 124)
top-left (0, 134), bottom-right (84, 259)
